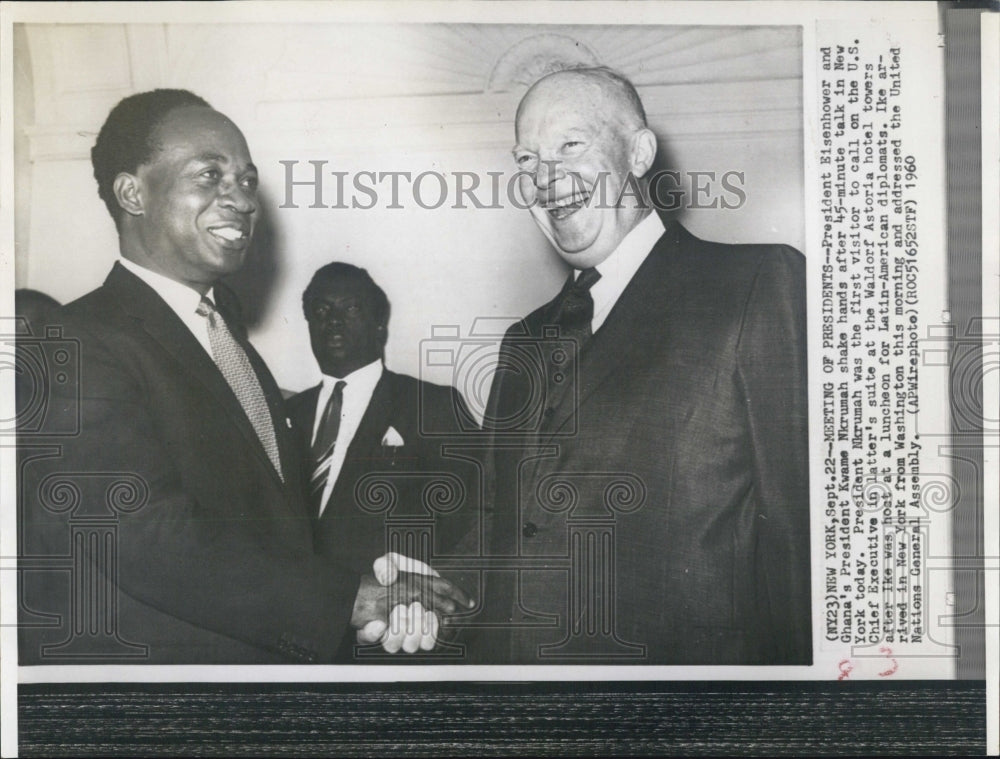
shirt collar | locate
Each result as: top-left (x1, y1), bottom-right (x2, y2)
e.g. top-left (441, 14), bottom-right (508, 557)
top-left (119, 257), bottom-right (215, 315)
top-left (321, 358), bottom-right (383, 394)
top-left (583, 212), bottom-right (666, 330)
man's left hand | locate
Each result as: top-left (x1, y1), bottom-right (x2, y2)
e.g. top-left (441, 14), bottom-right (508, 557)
top-left (356, 553), bottom-right (451, 652)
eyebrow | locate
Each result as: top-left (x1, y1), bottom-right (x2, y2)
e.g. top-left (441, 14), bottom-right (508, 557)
top-left (193, 153), bottom-right (258, 173)
top-left (310, 296), bottom-right (362, 308)
top-left (510, 126), bottom-right (590, 155)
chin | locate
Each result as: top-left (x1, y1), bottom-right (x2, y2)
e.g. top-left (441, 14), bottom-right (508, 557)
top-left (214, 255), bottom-right (248, 276)
top-left (549, 217), bottom-right (602, 252)
top-left (553, 233), bottom-right (607, 260)
top-left (549, 228), bottom-right (596, 256)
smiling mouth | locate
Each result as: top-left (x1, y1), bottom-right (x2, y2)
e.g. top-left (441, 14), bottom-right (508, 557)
top-left (542, 191), bottom-right (590, 221)
top-left (207, 225), bottom-right (249, 246)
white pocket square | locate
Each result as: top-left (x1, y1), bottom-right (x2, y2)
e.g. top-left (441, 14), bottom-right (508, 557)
top-left (381, 426), bottom-right (405, 447)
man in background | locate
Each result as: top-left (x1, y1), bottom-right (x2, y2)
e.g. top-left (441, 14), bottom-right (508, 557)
top-left (19, 89), bottom-right (468, 664)
top-left (287, 262), bottom-right (476, 659)
top-left (479, 67), bottom-right (810, 665)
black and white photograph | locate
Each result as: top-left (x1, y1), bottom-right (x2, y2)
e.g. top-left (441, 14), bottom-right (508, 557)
top-left (1, 1), bottom-right (994, 755)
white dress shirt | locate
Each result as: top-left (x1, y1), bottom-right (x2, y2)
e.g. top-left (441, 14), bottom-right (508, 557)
top-left (583, 211), bottom-right (666, 334)
top-left (119, 257), bottom-right (215, 356)
top-left (312, 359), bottom-right (384, 515)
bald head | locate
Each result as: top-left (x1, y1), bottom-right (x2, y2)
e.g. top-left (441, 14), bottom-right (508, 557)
top-left (516, 67), bottom-right (647, 140)
top-left (512, 66), bottom-right (657, 269)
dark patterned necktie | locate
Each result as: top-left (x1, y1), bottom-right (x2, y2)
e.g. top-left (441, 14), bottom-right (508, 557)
top-left (195, 296), bottom-right (283, 480)
top-left (309, 380), bottom-right (346, 512)
top-left (553, 266), bottom-right (601, 338)
top-left (545, 267), bottom-right (601, 410)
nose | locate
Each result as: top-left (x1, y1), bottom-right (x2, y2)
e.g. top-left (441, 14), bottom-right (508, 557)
top-left (218, 180), bottom-right (256, 215)
top-left (534, 158), bottom-right (565, 190)
top-left (322, 306), bottom-right (348, 327)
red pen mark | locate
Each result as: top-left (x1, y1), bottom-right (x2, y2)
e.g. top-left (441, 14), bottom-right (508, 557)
top-left (837, 659), bottom-right (854, 680)
top-left (878, 645), bottom-right (898, 677)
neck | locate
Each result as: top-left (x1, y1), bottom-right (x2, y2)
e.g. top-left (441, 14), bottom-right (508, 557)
top-left (621, 203), bottom-right (653, 239)
top-left (320, 356), bottom-right (381, 379)
top-left (119, 234), bottom-right (213, 296)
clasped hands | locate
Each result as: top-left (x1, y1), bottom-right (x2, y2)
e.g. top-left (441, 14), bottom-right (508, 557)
top-left (351, 552), bottom-right (472, 653)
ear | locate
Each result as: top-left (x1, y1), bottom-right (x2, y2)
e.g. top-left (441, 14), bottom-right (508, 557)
top-left (112, 173), bottom-right (144, 218)
top-left (630, 128), bottom-right (657, 179)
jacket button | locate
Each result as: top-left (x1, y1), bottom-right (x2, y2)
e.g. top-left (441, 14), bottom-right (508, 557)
top-left (522, 521), bottom-right (538, 538)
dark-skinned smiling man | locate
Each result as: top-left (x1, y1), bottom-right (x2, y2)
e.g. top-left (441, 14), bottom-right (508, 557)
top-left (477, 67), bottom-right (810, 665)
top-left (18, 89), bottom-right (470, 665)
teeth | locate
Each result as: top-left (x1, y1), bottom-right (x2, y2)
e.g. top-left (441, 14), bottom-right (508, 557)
top-left (543, 192), bottom-right (589, 210)
top-left (210, 226), bottom-right (245, 242)
top-left (548, 206), bottom-right (579, 221)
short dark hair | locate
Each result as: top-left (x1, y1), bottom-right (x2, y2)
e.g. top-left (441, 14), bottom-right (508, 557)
top-left (303, 262), bottom-right (391, 325)
top-left (91, 89), bottom-right (211, 228)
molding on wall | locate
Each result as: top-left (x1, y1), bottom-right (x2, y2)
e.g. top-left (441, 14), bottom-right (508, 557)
top-left (24, 78), bottom-right (801, 161)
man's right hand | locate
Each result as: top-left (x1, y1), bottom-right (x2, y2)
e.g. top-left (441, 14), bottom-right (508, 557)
top-left (350, 564), bottom-right (474, 651)
top-left (356, 600), bottom-right (439, 653)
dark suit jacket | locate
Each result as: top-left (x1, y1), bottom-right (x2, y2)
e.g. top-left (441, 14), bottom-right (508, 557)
top-left (19, 263), bottom-right (359, 664)
top-left (287, 370), bottom-right (474, 576)
top-left (478, 222), bottom-right (811, 665)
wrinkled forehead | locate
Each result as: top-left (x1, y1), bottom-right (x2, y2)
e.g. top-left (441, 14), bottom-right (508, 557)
top-left (515, 76), bottom-right (619, 139)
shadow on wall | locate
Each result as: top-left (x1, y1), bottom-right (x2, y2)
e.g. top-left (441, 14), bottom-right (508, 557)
top-left (224, 187), bottom-right (281, 329)
top-left (649, 128), bottom-right (685, 228)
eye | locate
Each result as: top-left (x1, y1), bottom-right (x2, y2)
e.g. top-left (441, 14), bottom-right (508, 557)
top-left (515, 153), bottom-right (537, 168)
top-left (562, 141), bottom-right (584, 152)
top-left (241, 174), bottom-right (259, 191)
top-left (200, 168), bottom-right (221, 181)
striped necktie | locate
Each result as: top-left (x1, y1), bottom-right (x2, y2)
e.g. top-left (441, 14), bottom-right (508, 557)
top-left (196, 296), bottom-right (283, 480)
top-left (310, 380), bottom-right (346, 513)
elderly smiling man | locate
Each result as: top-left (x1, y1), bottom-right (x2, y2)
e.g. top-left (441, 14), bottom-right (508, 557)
top-left (476, 67), bottom-right (811, 665)
top-left (18, 89), bottom-right (469, 665)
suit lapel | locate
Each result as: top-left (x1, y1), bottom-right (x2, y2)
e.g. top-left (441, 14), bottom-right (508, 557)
top-left (540, 224), bottom-right (688, 442)
top-left (105, 263), bottom-right (286, 489)
top-left (289, 384), bottom-right (321, 450)
top-left (287, 383), bottom-right (322, 520)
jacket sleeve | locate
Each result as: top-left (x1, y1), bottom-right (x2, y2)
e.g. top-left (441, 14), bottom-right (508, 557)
top-left (23, 316), bottom-right (359, 663)
top-left (736, 245), bottom-right (812, 664)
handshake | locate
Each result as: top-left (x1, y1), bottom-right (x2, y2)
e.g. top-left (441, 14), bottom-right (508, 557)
top-left (350, 553), bottom-right (473, 653)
